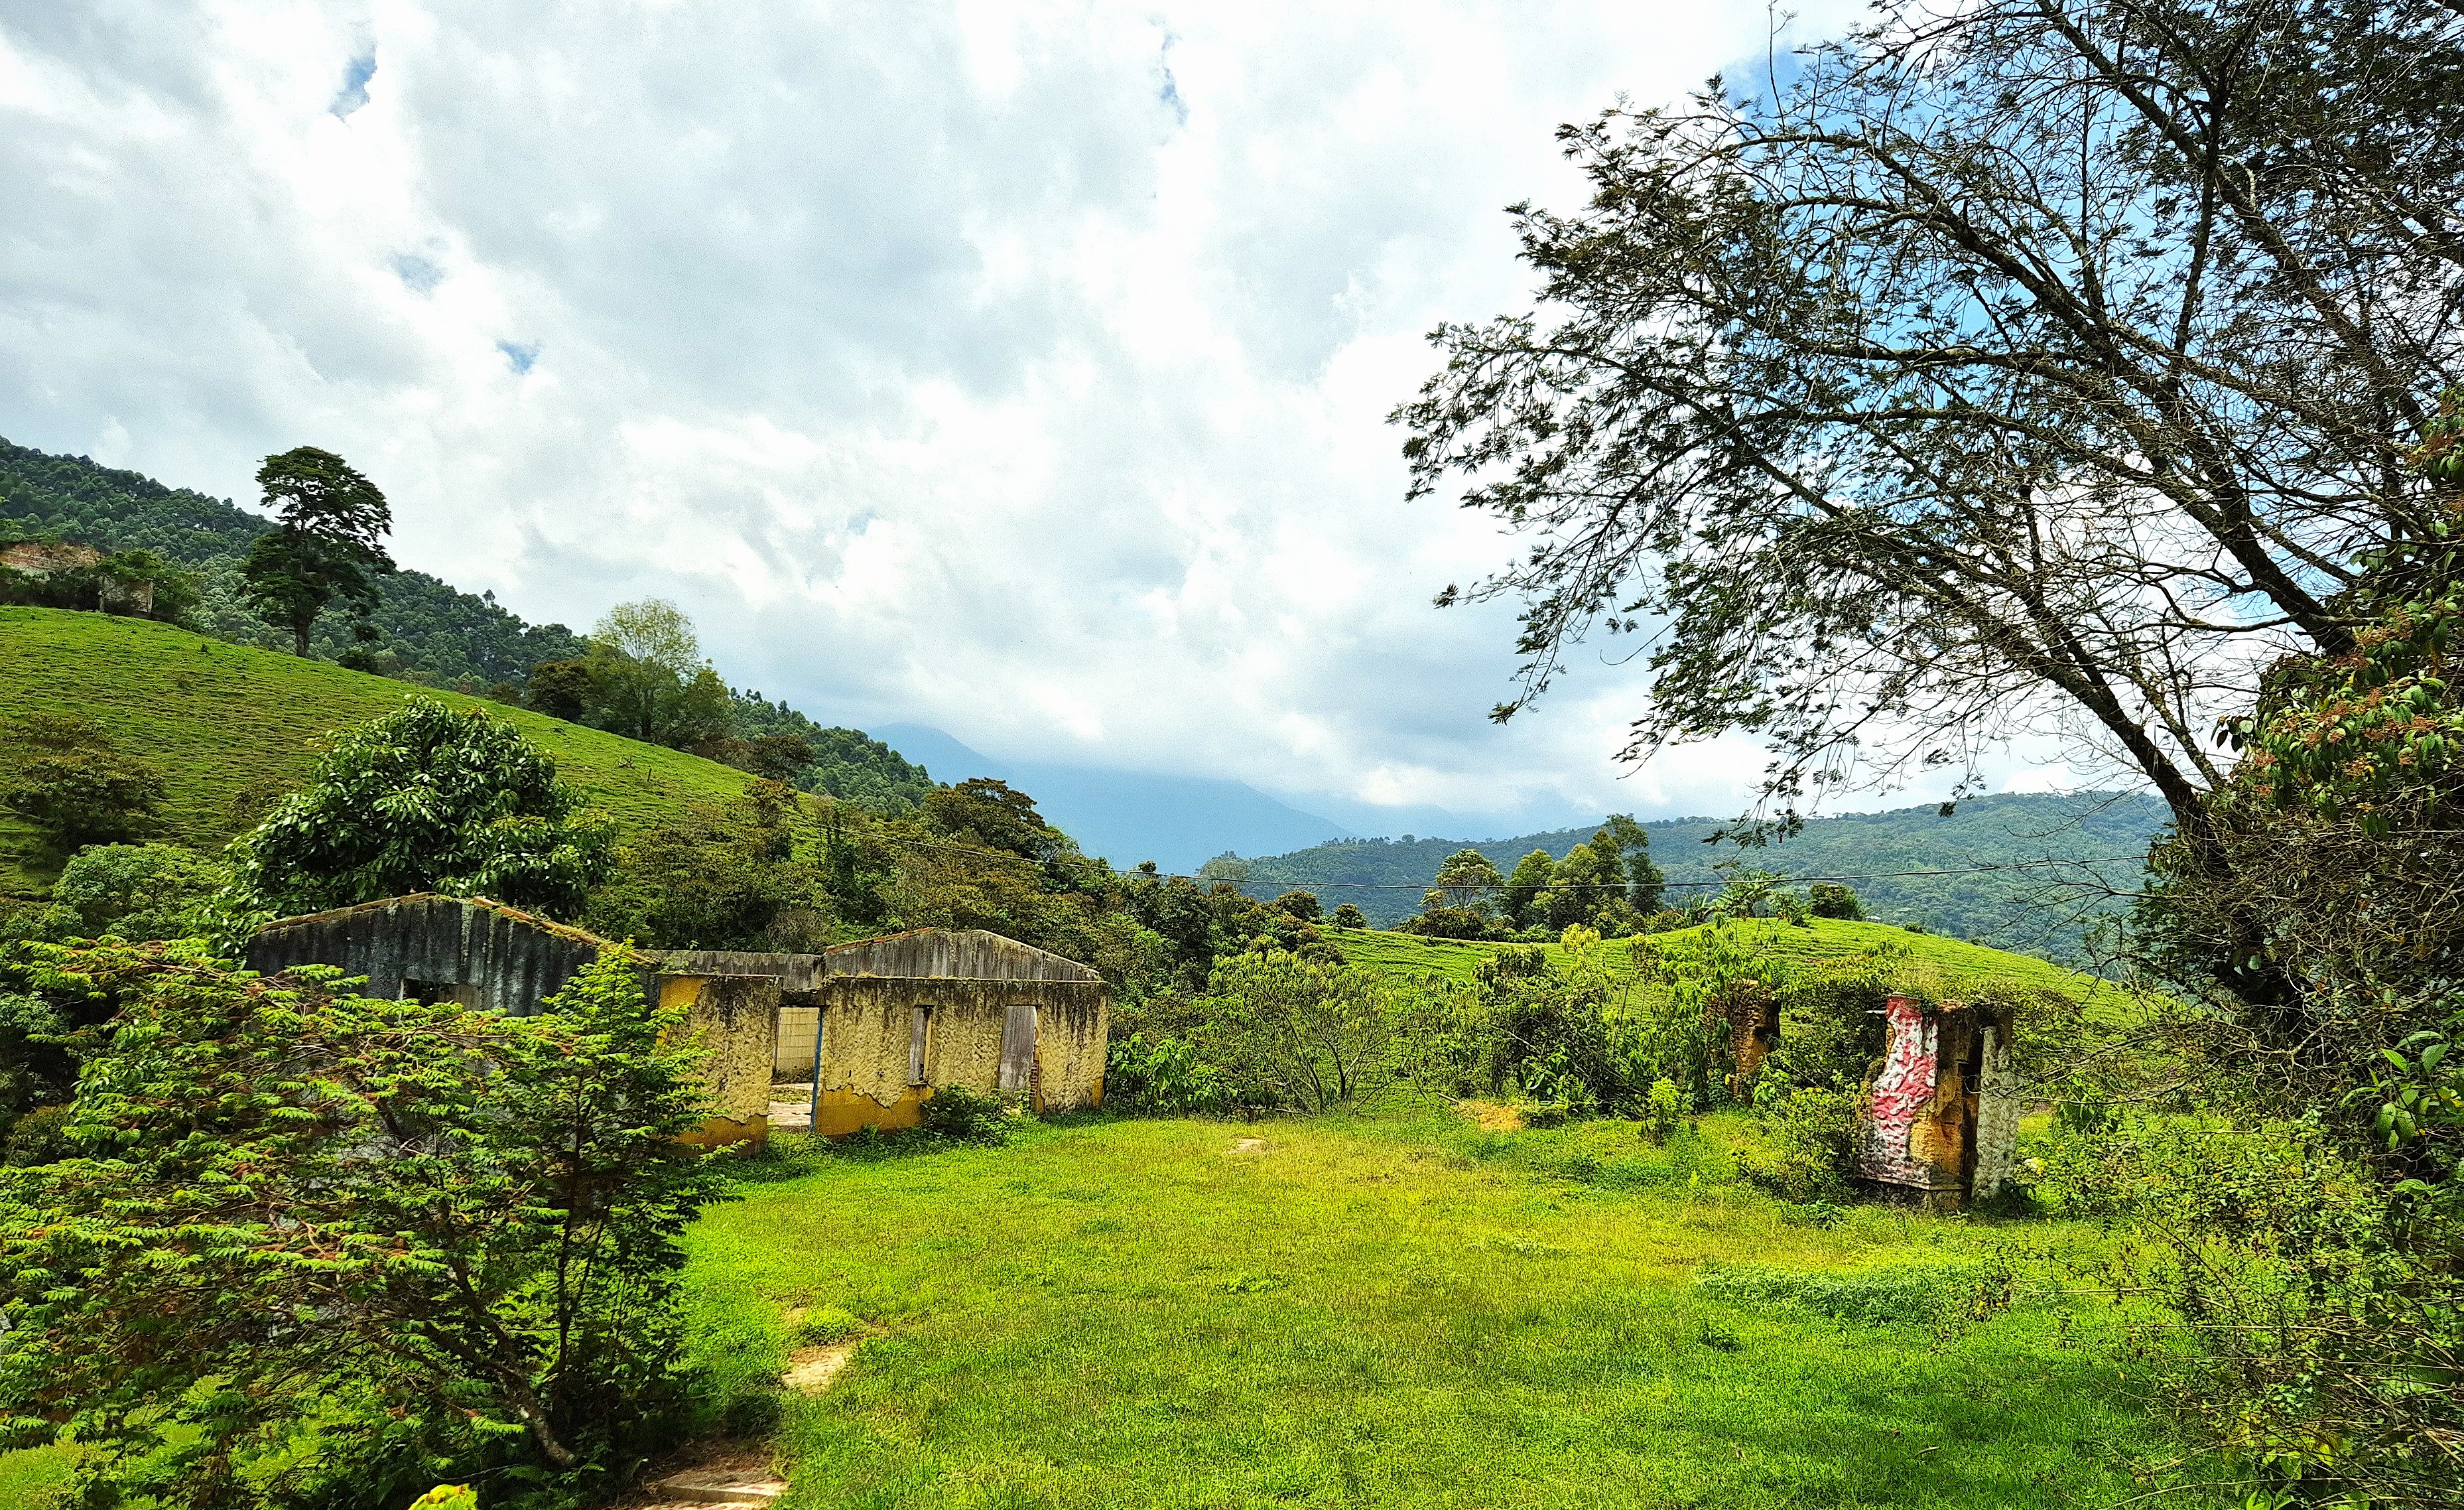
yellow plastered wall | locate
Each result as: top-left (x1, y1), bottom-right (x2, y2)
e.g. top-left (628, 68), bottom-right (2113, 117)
top-left (659, 973), bottom-right (778, 1145)
top-left (808, 978), bottom-right (1108, 1135)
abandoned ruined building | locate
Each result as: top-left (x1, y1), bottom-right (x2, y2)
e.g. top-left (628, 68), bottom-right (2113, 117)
top-left (0, 539), bottom-right (155, 613)
top-left (244, 894), bottom-right (1110, 1144)
top-left (1852, 994), bottom-right (2022, 1211)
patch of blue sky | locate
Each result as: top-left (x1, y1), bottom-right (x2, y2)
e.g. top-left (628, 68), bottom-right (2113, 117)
top-left (392, 253), bottom-right (443, 293)
top-left (497, 340), bottom-right (540, 375)
top-left (330, 50), bottom-right (376, 119)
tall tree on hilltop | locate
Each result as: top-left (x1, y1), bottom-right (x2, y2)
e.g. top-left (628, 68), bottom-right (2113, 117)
top-left (586, 598), bottom-right (732, 748)
top-left (237, 446), bottom-right (394, 657)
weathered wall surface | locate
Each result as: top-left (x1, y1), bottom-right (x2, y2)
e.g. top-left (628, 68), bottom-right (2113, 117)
top-left (805, 977), bottom-right (1108, 1134)
top-left (822, 929), bottom-right (1104, 984)
top-left (1971, 1025), bottom-right (2022, 1199)
top-left (1854, 995), bottom-right (2020, 1210)
top-left (246, 894), bottom-right (608, 1018)
top-left (1035, 989), bottom-right (1108, 1113)
top-left (647, 949), bottom-right (825, 993)
top-left (659, 974), bottom-right (777, 1131)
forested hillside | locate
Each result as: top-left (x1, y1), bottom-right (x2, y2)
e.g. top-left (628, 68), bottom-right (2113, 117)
top-left (0, 437), bottom-right (589, 681)
top-left (0, 437), bottom-right (934, 811)
top-left (1237, 791), bottom-right (2166, 959)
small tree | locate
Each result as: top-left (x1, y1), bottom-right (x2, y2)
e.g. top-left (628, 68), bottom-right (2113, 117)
top-left (1500, 848), bottom-right (1557, 929)
top-left (0, 944), bottom-right (723, 1507)
top-left (224, 699), bottom-right (609, 923)
top-left (525, 658), bottom-right (594, 721)
top-left (1426, 847), bottom-right (1506, 916)
top-left (585, 782), bottom-right (829, 950)
top-left (1195, 951), bottom-right (1401, 1112)
top-left (0, 715), bottom-right (162, 852)
top-left (1807, 882), bottom-right (1862, 920)
top-left (52, 843), bottom-right (229, 941)
top-left (1330, 902), bottom-right (1367, 929)
top-left (1271, 889), bottom-right (1323, 923)
top-left (237, 448), bottom-right (395, 657)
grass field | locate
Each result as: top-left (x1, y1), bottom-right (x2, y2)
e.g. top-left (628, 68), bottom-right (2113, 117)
top-left (1328, 917), bottom-right (2128, 1007)
top-left (681, 1110), bottom-right (2213, 1510)
top-left (0, 607), bottom-right (756, 892)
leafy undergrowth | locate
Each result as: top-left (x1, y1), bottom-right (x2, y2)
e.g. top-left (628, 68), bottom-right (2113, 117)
top-left (0, 606), bottom-right (757, 890)
top-left (684, 1111), bottom-right (2216, 1510)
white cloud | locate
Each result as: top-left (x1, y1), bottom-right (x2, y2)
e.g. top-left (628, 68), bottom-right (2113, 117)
top-left (1, 0), bottom-right (2017, 835)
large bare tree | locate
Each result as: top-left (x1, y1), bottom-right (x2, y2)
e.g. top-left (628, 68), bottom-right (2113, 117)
top-left (1399, 0), bottom-right (2464, 858)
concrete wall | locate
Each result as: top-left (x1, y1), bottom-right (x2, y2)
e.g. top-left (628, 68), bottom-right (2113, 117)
top-left (1854, 995), bottom-right (2020, 1211)
top-left (822, 928), bottom-right (1104, 984)
top-left (246, 895), bottom-right (606, 1018)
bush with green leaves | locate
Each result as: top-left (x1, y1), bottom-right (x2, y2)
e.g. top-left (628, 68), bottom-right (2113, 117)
top-left (1104, 1032), bottom-right (1230, 1114)
top-left (222, 697), bottom-right (610, 927)
top-left (583, 781), bottom-right (828, 950)
top-left (0, 944), bottom-right (724, 1509)
top-left (0, 713), bottom-right (164, 853)
top-left (917, 1083), bottom-right (1016, 1144)
top-left (50, 843), bottom-right (229, 941)
top-left (1807, 882), bottom-right (1862, 920)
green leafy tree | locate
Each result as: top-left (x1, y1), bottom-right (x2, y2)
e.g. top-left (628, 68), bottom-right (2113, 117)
top-left (1599, 814), bottom-right (1665, 913)
top-left (584, 782), bottom-right (829, 950)
top-left (1423, 847), bottom-right (1505, 917)
top-left (237, 448), bottom-right (394, 657)
top-left (1807, 882), bottom-right (1862, 920)
top-left (0, 943), bottom-right (723, 1506)
top-left (1545, 839), bottom-right (1619, 929)
top-left (926, 778), bottom-right (1062, 862)
top-left (1271, 889), bottom-right (1322, 923)
top-left (1500, 849), bottom-right (1557, 929)
top-left (1330, 902), bottom-right (1366, 929)
top-left (586, 599), bottom-right (732, 748)
top-left (223, 699), bottom-right (610, 923)
top-left (1193, 950), bottom-right (1402, 1112)
top-left (0, 714), bottom-right (163, 852)
top-left (51, 843), bottom-right (229, 941)
top-left (525, 657), bottom-right (594, 721)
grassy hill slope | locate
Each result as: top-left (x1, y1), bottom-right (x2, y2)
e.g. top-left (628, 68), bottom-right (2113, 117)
top-left (1, 606), bottom-right (757, 890)
top-left (1330, 916), bottom-right (2128, 1010)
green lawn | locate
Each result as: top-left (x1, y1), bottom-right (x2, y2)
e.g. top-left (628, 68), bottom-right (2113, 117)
top-left (685, 1111), bottom-right (2213, 1510)
top-left (1329, 918), bottom-right (2133, 1010)
top-left (0, 606), bottom-right (756, 892)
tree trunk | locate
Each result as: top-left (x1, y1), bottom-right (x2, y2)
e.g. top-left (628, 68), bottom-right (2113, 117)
top-left (292, 620), bottom-right (312, 657)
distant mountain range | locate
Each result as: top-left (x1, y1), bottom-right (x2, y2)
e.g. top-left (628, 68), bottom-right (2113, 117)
top-left (874, 724), bottom-right (1354, 873)
top-left (1233, 791), bottom-right (2172, 963)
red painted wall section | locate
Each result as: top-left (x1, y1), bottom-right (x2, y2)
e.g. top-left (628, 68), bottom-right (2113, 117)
top-left (1857, 995), bottom-right (1937, 1188)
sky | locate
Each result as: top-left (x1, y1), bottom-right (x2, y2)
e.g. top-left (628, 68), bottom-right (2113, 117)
top-left (0, 0), bottom-right (2081, 838)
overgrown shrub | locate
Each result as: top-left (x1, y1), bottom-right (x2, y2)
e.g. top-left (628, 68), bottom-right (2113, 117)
top-left (0, 945), bottom-right (724, 1509)
top-left (917, 1083), bottom-right (1015, 1145)
top-left (1104, 1032), bottom-right (1230, 1114)
top-left (50, 842), bottom-right (229, 941)
top-left (0, 1103), bottom-right (70, 1166)
top-left (0, 714), bottom-right (164, 853)
top-left (1736, 1087), bottom-right (1859, 1203)
top-left (221, 697), bottom-right (610, 927)
top-left (1807, 882), bottom-right (1862, 920)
